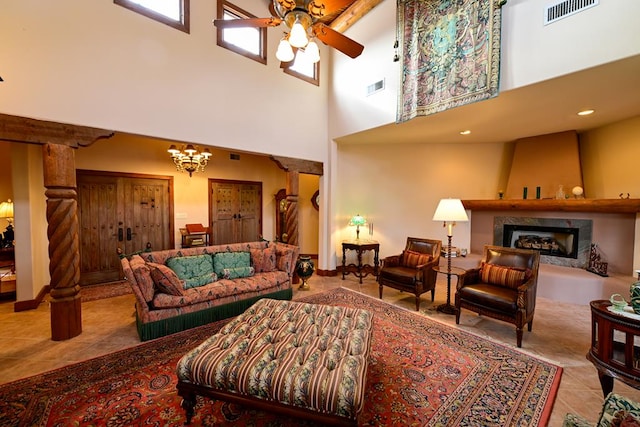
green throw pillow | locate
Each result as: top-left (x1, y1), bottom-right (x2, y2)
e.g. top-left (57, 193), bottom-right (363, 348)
top-left (184, 272), bottom-right (218, 289)
top-left (166, 254), bottom-right (214, 280)
top-left (213, 252), bottom-right (250, 277)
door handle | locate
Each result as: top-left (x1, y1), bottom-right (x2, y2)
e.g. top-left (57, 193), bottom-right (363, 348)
top-left (233, 214), bottom-right (237, 219)
top-left (118, 228), bottom-right (123, 241)
top-left (237, 214), bottom-right (242, 219)
top-left (127, 228), bottom-right (132, 241)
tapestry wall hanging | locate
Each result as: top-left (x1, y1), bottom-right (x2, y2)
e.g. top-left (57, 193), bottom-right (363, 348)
top-left (397, 0), bottom-right (504, 123)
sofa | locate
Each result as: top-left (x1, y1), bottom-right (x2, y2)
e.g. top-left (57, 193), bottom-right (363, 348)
top-left (563, 392), bottom-right (640, 427)
top-left (120, 240), bottom-right (299, 341)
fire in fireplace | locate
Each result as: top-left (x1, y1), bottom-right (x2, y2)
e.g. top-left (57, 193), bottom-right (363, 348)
top-left (502, 224), bottom-right (579, 259)
top-left (493, 217), bottom-right (593, 268)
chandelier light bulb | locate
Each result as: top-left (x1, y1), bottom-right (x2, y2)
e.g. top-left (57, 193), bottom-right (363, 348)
top-left (305, 40), bottom-right (320, 63)
top-left (276, 38), bottom-right (295, 62)
top-left (289, 18), bottom-right (308, 48)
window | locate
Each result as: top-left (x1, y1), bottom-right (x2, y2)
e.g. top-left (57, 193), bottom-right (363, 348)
top-left (284, 50), bottom-right (320, 86)
top-left (216, 0), bottom-right (267, 65)
top-left (115, 0), bottom-right (189, 33)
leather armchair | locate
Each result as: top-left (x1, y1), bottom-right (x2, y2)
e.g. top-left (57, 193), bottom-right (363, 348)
top-left (455, 245), bottom-right (540, 347)
top-left (377, 237), bottom-right (441, 311)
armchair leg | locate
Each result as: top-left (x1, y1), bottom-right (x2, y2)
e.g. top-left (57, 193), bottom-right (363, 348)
top-left (527, 320), bottom-right (533, 332)
top-left (516, 328), bottom-right (523, 348)
top-left (379, 284), bottom-right (383, 300)
top-left (455, 309), bottom-right (461, 325)
top-left (430, 289), bottom-right (435, 302)
top-left (415, 296), bottom-right (420, 311)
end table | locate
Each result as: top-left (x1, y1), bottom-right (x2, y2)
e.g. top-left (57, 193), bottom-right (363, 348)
top-left (341, 240), bottom-right (380, 284)
top-left (433, 265), bottom-right (466, 314)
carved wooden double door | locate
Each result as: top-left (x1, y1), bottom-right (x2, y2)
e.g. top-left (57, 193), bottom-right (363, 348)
top-left (77, 171), bottom-right (173, 285)
top-left (209, 180), bottom-right (262, 245)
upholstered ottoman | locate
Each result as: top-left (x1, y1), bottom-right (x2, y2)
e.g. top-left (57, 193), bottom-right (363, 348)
top-left (176, 298), bottom-right (373, 425)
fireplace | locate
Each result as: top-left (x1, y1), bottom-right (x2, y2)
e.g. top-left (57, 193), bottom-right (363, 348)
top-left (494, 217), bottom-right (593, 268)
top-left (502, 224), bottom-right (579, 259)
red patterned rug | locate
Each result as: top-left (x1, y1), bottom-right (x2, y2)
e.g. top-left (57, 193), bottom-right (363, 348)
top-left (0, 287), bottom-right (561, 426)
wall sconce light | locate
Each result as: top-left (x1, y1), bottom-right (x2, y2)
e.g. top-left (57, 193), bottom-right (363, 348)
top-left (168, 144), bottom-right (212, 177)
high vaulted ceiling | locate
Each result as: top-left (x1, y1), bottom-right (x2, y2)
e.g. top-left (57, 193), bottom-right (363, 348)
top-left (327, 0), bottom-right (640, 146)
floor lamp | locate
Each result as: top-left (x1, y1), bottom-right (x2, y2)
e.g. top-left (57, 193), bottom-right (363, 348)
top-left (433, 198), bottom-right (469, 313)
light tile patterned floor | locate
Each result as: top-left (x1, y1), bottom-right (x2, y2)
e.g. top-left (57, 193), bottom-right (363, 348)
top-left (1, 273), bottom-right (640, 426)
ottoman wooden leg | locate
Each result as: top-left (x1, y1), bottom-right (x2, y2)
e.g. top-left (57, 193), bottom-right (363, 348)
top-left (179, 390), bottom-right (196, 425)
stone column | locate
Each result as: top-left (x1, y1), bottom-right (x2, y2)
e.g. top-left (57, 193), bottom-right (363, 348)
top-left (285, 171), bottom-right (299, 247)
top-left (43, 143), bottom-right (82, 340)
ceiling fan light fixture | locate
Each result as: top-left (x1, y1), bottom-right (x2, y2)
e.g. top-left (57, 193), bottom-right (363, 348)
top-left (306, 40), bottom-right (320, 63)
top-left (276, 37), bottom-right (295, 62)
top-left (289, 17), bottom-right (309, 48)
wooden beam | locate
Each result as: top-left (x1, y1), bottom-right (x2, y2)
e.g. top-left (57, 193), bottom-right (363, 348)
top-left (270, 156), bottom-right (323, 176)
top-left (330, 0), bottom-right (385, 33)
top-left (0, 113), bottom-right (114, 148)
top-left (462, 199), bottom-right (640, 213)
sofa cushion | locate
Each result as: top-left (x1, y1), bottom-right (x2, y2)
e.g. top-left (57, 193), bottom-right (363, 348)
top-left (597, 393), bottom-right (640, 427)
top-left (221, 266), bottom-right (255, 280)
top-left (131, 261), bottom-right (155, 303)
top-left (213, 251), bottom-right (250, 276)
top-left (250, 245), bottom-right (276, 273)
top-left (480, 263), bottom-right (528, 289)
top-left (184, 273), bottom-right (218, 290)
top-left (166, 254), bottom-right (215, 281)
top-left (275, 246), bottom-right (294, 274)
top-left (148, 262), bottom-right (184, 296)
top-left (401, 250), bottom-right (431, 268)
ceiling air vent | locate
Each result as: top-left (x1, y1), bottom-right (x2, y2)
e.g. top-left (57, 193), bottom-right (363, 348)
top-left (366, 79), bottom-right (385, 96)
top-left (230, 153), bottom-right (240, 160)
top-left (544, 0), bottom-right (598, 25)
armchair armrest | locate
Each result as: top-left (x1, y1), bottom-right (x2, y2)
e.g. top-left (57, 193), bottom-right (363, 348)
top-left (417, 257), bottom-right (439, 283)
top-left (517, 276), bottom-right (538, 313)
top-left (381, 255), bottom-right (401, 268)
top-left (458, 268), bottom-right (481, 289)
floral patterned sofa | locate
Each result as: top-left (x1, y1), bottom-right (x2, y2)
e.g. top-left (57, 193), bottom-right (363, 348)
top-left (120, 241), bottom-right (299, 341)
top-left (563, 393), bottom-right (640, 427)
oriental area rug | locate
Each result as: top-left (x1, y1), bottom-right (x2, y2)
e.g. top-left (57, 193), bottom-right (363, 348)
top-left (396, 0), bottom-right (503, 122)
top-left (0, 287), bottom-right (561, 426)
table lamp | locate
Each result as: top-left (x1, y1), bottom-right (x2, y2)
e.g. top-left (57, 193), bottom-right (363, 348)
top-left (0, 199), bottom-right (14, 247)
top-left (348, 214), bottom-right (367, 240)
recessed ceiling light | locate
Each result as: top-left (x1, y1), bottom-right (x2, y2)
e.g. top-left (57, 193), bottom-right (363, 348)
top-left (577, 109), bottom-right (594, 116)
top-left (460, 130), bottom-right (471, 135)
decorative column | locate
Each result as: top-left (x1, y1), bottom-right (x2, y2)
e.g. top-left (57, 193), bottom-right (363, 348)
top-left (285, 171), bottom-right (299, 247)
top-left (43, 143), bottom-right (82, 340)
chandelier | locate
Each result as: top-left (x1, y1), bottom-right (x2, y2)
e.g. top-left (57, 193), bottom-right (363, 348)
top-left (168, 144), bottom-right (212, 177)
top-left (275, 10), bottom-right (320, 63)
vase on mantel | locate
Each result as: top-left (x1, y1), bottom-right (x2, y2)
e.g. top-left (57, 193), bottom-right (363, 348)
top-left (631, 281), bottom-right (640, 314)
top-left (296, 256), bottom-right (314, 291)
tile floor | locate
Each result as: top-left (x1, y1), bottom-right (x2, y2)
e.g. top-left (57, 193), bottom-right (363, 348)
top-left (2, 273), bottom-right (640, 426)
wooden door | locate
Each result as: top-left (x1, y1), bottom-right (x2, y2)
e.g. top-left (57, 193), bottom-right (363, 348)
top-left (210, 180), bottom-right (262, 245)
top-left (77, 171), bottom-right (173, 285)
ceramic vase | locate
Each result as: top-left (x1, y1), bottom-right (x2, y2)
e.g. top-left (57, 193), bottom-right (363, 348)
top-left (296, 256), bottom-right (315, 291)
top-left (630, 281), bottom-right (640, 314)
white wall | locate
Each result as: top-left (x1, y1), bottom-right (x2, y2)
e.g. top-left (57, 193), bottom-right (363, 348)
top-left (0, 0), bottom-right (328, 162)
top-left (328, 0), bottom-right (640, 140)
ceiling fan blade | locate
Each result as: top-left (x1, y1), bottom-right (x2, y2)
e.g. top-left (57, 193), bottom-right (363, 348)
top-left (312, 23), bottom-right (364, 59)
top-left (307, 0), bottom-right (354, 18)
top-left (213, 17), bottom-right (281, 29)
top-left (274, 0), bottom-right (297, 13)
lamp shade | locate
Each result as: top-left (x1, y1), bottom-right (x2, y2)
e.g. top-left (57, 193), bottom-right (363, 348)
top-left (0, 199), bottom-right (13, 220)
top-left (432, 198), bottom-right (468, 222)
top-left (348, 214), bottom-right (367, 227)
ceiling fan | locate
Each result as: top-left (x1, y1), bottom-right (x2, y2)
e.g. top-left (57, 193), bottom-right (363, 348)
top-left (213, 0), bottom-right (364, 63)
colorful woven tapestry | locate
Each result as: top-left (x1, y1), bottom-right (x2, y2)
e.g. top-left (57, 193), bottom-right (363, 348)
top-left (397, 0), bottom-right (503, 122)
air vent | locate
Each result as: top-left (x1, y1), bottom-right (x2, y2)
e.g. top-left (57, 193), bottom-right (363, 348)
top-left (230, 153), bottom-right (240, 160)
top-left (544, 0), bottom-right (598, 25)
top-left (366, 79), bottom-right (385, 96)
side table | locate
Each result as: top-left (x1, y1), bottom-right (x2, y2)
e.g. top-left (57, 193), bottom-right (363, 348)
top-left (433, 265), bottom-right (466, 314)
top-left (342, 240), bottom-right (380, 284)
top-left (588, 300), bottom-right (640, 397)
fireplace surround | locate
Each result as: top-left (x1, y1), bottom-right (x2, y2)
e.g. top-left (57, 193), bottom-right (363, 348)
top-left (494, 217), bottom-right (592, 268)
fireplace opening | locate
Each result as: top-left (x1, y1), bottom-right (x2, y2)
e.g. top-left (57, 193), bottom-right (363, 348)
top-left (503, 224), bottom-right (579, 259)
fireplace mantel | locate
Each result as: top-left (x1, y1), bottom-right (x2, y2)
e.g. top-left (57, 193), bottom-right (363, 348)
top-left (462, 199), bottom-right (640, 214)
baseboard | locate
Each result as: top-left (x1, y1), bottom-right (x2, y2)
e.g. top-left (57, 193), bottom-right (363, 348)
top-left (14, 285), bottom-right (50, 312)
